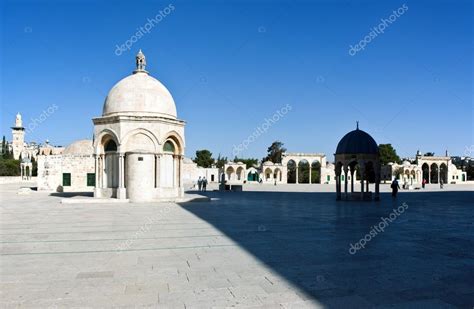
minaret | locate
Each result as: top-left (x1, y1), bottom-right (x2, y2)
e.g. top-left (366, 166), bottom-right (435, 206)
top-left (11, 113), bottom-right (25, 160)
top-left (133, 49), bottom-right (148, 74)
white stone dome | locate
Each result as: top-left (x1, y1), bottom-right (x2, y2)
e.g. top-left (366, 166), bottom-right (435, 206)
top-left (102, 51), bottom-right (177, 118)
top-left (63, 139), bottom-right (94, 155)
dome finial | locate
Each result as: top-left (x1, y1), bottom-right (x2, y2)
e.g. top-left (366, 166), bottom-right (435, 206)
top-left (134, 49), bottom-right (148, 74)
top-left (356, 121), bottom-right (359, 130)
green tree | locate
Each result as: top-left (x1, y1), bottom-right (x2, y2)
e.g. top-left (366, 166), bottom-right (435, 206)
top-left (1, 136), bottom-right (13, 159)
top-left (466, 163), bottom-right (474, 181)
top-left (31, 156), bottom-right (38, 176)
top-left (215, 154), bottom-right (228, 169)
top-left (1, 135), bottom-right (6, 155)
top-left (263, 141), bottom-right (286, 163)
top-left (394, 167), bottom-right (404, 179)
top-left (378, 144), bottom-right (401, 165)
top-left (193, 149), bottom-right (214, 168)
top-left (0, 158), bottom-right (20, 176)
top-left (233, 156), bottom-right (258, 169)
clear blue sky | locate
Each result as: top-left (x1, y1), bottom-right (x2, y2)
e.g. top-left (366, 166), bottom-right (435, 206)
top-left (1, 0), bottom-right (472, 160)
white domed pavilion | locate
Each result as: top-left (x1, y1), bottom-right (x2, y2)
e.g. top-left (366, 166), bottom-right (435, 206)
top-left (92, 50), bottom-right (185, 201)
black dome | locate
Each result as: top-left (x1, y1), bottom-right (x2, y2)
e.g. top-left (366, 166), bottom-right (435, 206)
top-left (336, 129), bottom-right (379, 154)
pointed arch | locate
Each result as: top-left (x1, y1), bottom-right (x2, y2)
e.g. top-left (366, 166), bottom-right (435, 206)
top-left (95, 128), bottom-right (120, 154)
top-left (161, 131), bottom-right (184, 155)
top-left (121, 128), bottom-right (159, 153)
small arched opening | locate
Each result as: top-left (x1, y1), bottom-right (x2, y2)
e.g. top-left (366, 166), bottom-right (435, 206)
top-left (430, 163), bottom-right (439, 184)
top-left (311, 161), bottom-right (321, 184)
top-left (287, 160), bottom-right (297, 184)
top-left (298, 160), bottom-right (310, 184)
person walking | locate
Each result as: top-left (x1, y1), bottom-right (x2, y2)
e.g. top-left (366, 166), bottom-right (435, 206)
top-left (422, 178), bottom-right (426, 189)
top-left (197, 176), bottom-right (203, 191)
top-left (391, 178), bottom-right (400, 198)
top-left (202, 177), bottom-right (208, 192)
top-left (440, 179), bottom-right (444, 189)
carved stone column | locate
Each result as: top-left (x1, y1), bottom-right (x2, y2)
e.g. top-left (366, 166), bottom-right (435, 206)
top-left (335, 164), bottom-right (341, 201)
top-left (94, 155), bottom-right (99, 188)
top-left (118, 153), bottom-right (125, 188)
top-left (116, 153), bottom-right (127, 199)
top-left (360, 162), bottom-right (365, 199)
top-left (178, 155), bottom-right (183, 188)
top-left (343, 165), bottom-right (349, 199)
top-left (350, 166), bottom-right (355, 193)
top-left (155, 154), bottom-right (161, 188)
top-left (173, 155), bottom-right (178, 188)
top-left (100, 154), bottom-right (106, 188)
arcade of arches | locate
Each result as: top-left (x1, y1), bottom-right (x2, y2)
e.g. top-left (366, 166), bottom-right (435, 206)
top-left (220, 153), bottom-right (335, 185)
top-left (286, 160), bottom-right (322, 184)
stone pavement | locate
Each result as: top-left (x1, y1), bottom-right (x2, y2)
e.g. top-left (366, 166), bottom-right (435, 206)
top-left (1, 182), bottom-right (473, 308)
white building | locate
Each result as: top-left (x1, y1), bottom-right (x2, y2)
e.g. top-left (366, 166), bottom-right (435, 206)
top-left (281, 152), bottom-right (334, 184)
top-left (182, 157), bottom-right (219, 186)
top-left (37, 140), bottom-right (95, 192)
top-left (384, 151), bottom-right (467, 186)
top-left (217, 152), bottom-right (336, 187)
top-left (92, 50), bottom-right (186, 202)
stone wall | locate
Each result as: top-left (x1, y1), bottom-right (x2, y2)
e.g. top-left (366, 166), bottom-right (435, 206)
top-left (0, 176), bottom-right (34, 184)
top-left (37, 155), bottom-right (95, 192)
top-left (182, 160), bottom-right (218, 185)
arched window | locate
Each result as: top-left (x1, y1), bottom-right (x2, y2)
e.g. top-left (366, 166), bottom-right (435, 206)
top-left (104, 140), bottom-right (117, 152)
top-left (163, 141), bottom-right (175, 153)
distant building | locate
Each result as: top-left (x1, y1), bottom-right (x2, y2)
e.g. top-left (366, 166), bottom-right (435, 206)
top-left (384, 151), bottom-right (467, 186)
top-left (38, 140), bottom-right (64, 156)
top-left (182, 158), bottom-right (219, 185)
top-left (11, 113), bottom-right (26, 160)
top-left (215, 152), bottom-right (336, 187)
top-left (37, 140), bottom-right (94, 191)
top-left (9, 113), bottom-right (63, 169)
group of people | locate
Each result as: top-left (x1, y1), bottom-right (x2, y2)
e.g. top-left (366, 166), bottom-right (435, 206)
top-left (392, 177), bottom-right (445, 198)
top-left (197, 176), bottom-right (208, 191)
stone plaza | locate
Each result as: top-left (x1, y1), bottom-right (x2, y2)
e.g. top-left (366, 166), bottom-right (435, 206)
top-left (1, 181), bottom-right (473, 308)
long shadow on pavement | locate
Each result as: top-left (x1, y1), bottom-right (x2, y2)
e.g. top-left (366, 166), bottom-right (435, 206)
top-left (179, 190), bottom-right (474, 308)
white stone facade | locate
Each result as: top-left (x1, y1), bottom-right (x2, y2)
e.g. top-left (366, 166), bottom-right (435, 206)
top-left (214, 153), bottom-right (335, 186)
top-left (261, 161), bottom-right (286, 184)
top-left (92, 51), bottom-right (186, 202)
top-left (281, 152), bottom-right (334, 184)
top-left (221, 162), bottom-right (247, 184)
top-left (37, 140), bottom-right (95, 192)
top-left (11, 113), bottom-right (26, 160)
top-left (182, 158), bottom-right (219, 185)
top-left (386, 153), bottom-right (467, 185)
